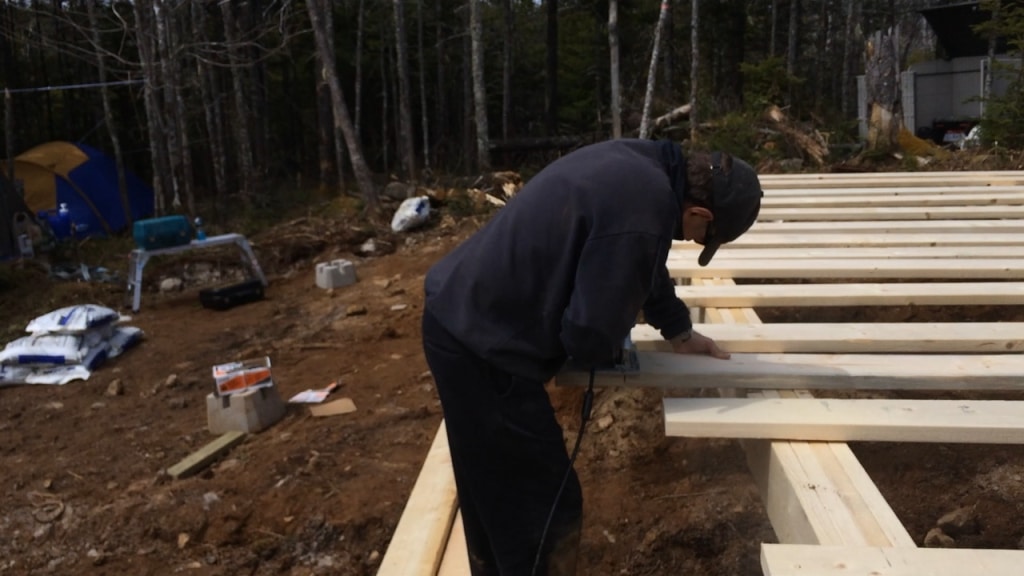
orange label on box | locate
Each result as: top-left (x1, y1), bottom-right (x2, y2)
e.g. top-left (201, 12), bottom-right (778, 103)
top-left (212, 357), bottom-right (273, 397)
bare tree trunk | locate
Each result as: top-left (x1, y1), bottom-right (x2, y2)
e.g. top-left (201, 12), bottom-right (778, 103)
top-left (435, 0), bottom-right (448, 157)
top-left (864, 28), bottom-right (900, 152)
top-left (690, 0), bottom-right (699, 145)
top-left (462, 13), bottom-right (472, 167)
top-left (355, 0), bottom-right (365, 140)
top-left (609, 0), bottom-right (622, 138)
top-left (639, 1), bottom-right (670, 139)
top-left (786, 0), bottom-right (800, 104)
top-left (133, 0), bottom-right (170, 215)
top-left (4, 88), bottom-right (13, 184)
top-left (840, 0), bottom-right (857, 118)
top-left (153, 0), bottom-right (194, 212)
top-left (380, 40), bottom-right (390, 175)
top-left (393, 0), bottom-right (417, 181)
top-left (501, 0), bottom-right (513, 140)
top-left (770, 0), bottom-right (777, 57)
top-left (544, 0), bottom-right (558, 135)
top-left (221, 0), bottom-right (256, 205)
top-left (324, 1), bottom-right (346, 194)
top-left (470, 0), bottom-right (490, 171)
top-left (417, 0), bottom-right (430, 171)
top-left (85, 1), bottom-right (131, 226)
top-left (191, 3), bottom-right (228, 202)
top-left (307, 0), bottom-right (379, 213)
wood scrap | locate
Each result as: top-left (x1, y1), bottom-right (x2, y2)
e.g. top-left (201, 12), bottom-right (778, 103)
top-left (166, 431), bottom-right (247, 479)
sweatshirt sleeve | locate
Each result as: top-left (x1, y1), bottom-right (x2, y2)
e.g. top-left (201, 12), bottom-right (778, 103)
top-left (560, 233), bottom-right (662, 367)
top-left (642, 264), bottom-right (692, 340)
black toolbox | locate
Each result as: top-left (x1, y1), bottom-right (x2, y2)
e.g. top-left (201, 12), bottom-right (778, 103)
top-left (199, 279), bottom-right (265, 310)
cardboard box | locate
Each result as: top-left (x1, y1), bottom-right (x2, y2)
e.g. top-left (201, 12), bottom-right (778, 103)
top-left (212, 356), bottom-right (273, 397)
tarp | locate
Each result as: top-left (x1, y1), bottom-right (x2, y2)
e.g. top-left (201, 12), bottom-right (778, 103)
top-left (3, 141), bottom-right (154, 239)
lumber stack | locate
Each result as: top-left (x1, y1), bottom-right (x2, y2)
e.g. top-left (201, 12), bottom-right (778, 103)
top-left (378, 170), bottom-right (1024, 576)
top-left (650, 170), bottom-right (1024, 575)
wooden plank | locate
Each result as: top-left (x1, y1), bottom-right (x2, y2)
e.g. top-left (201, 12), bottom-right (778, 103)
top-left (678, 232), bottom-right (1024, 248)
top-left (759, 205), bottom-right (1024, 221)
top-left (761, 544), bottom-right (1024, 576)
top-left (632, 322), bottom-right (1024, 354)
top-left (667, 281), bottom-right (1024, 308)
top-left (662, 397), bottom-right (1024, 443)
top-left (692, 279), bottom-right (914, 548)
top-left (166, 431), bottom-right (247, 480)
top-left (746, 219), bottom-right (1024, 234)
top-left (559, 351), bottom-right (1024, 391)
top-left (667, 258), bottom-right (1024, 279)
top-left (763, 191), bottom-right (1024, 208)
top-left (377, 422), bottom-right (459, 576)
top-left (437, 511), bottom-right (470, 576)
top-left (762, 184), bottom-right (1024, 197)
top-left (671, 245), bottom-right (1024, 259)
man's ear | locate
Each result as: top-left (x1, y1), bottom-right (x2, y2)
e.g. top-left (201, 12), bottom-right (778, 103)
top-left (684, 205), bottom-right (714, 222)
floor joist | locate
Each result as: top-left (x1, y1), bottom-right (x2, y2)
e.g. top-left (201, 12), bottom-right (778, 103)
top-left (667, 257), bottom-right (1024, 279)
top-left (632, 322), bottom-right (1024, 353)
top-left (761, 544), bottom-right (1024, 576)
top-left (671, 245), bottom-right (1024, 259)
top-left (559, 351), bottom-right (1024, 391)
top-left (663, 397), bottom-right (1024, 443)
top-left (667, 281), bottom-right (1024, 308)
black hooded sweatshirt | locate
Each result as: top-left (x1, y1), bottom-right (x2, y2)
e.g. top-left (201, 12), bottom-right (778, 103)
top-left (424, 139), bottom-right (693, 382)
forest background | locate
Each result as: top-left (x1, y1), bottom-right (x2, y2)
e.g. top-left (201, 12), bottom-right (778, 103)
top-left (1, 0), bottom-right (1022, 225)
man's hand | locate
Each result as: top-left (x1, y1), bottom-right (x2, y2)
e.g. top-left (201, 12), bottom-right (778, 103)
top-left (669, 330), bottom-right (730, 359)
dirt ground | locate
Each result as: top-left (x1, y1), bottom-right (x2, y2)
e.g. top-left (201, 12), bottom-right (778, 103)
top-left (2, 185), bottom-right (1024, 576)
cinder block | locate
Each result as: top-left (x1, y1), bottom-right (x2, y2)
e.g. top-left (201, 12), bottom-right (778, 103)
top-left (206, 385), bottom-right (286, 434)
top-left (315, 259), bottom-right (357, 289)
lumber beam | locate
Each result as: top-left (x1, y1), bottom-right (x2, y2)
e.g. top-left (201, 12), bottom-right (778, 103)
top-left (663, 397), bottom-right (1024, 444)
top-left (682, 232), bottom-right (1024, 248)
top-left (758, 205), bottom-right (1024, 221)
top-left (377, 421), bottom-right (459, 576)
top-left (673, 245), bottom-right (1024, 259)
top-left (632, 322), bottom-right (1024, 354)
top-left (761, 544), bottom-right (1024, 576)
top-left (667, 282), bottom-right (1024, 308)
top-left (166, 431), bottom-right (247, 480)
top-left (691, 278), bottom-right (914, 548)
top-left (667, 258), bottom-right (1024, 279)
top-left (558, 351), bottom-right (1024, 391)
top-left (763, 191), bottom-right (1024, 208)
top-left (746, 219), bottom-right (1024, 234)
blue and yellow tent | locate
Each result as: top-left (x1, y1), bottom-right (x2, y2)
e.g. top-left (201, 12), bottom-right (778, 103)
top-left (4, 141), bottom-right (154, 238)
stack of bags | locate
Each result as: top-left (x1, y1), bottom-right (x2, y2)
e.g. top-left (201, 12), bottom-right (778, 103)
top-left (0, 304), bottom-right (143, 386)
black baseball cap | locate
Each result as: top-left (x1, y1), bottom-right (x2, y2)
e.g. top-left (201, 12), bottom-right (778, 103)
top-left (697, 152), bottom-right (763, 266)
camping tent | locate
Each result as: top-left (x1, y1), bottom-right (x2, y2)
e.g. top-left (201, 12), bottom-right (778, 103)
top-left (3, 141), bottom-right (154, 239)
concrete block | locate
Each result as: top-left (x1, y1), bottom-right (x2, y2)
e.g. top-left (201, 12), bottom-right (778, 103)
top-left (316, 259), bottom-right (357, 289)
top-left (206, 385), bottom-right (286, 434)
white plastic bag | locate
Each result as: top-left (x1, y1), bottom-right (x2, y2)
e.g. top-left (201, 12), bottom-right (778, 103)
top-left (390, 196), bottom-right (431, 232)
top-left (25, 304), bottom-right (120, 335)
top-left (0, 331), bottom-right (105, 366)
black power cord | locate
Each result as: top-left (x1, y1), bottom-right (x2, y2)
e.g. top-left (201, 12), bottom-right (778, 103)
top-left (531, 368), bottom-right (596, 576)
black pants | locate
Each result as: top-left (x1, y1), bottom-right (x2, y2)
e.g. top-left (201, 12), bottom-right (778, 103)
top-left (422, 310), bottom-right (582, 576)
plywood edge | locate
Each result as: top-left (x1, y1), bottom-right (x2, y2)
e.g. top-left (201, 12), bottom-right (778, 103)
top-left (377, 421), bottom-right (459, 576)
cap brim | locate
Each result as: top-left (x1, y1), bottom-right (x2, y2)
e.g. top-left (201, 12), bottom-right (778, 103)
top-left (698, 241), bottom-right (720, 267)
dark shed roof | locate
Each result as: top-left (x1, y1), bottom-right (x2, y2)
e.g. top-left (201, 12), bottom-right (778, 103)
top-left (920, 1), bottom-right (1009, 59)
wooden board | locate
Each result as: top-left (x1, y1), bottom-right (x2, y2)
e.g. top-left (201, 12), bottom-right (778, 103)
top-left (745, 219), bottom-right (1024, 234)
top-left (694, 278), bottom-right (914, 548)
top-left (667, 258), bottom-right (1024, 279)
top-left (666, 282), bottom-right (1024, 308)
top-left (670, 245), bottom-right (1024, 259)
top-left (377, 422), bottom-right (458, 576)
top-left (437, 512), bottom-right (470, 576)
top-left (663, 397), bottom-right (1024, 443)
top-left (763, 191), bottom-right (1024, 208)
top-left (166, 431), bottom-right (247, 480)
top-left (761, 544), bottom-right (1024, 576)
top-left (558, 351), bottom-right (1024, 391)
top-left (631, 322), bottom-right (1024, 354)
top-left (759, 205), bottom-right (1024, 221)
top-left (676, 232), bottom-right (1024, 248)
top-left (761, 184), bottom-right (1024, 197)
